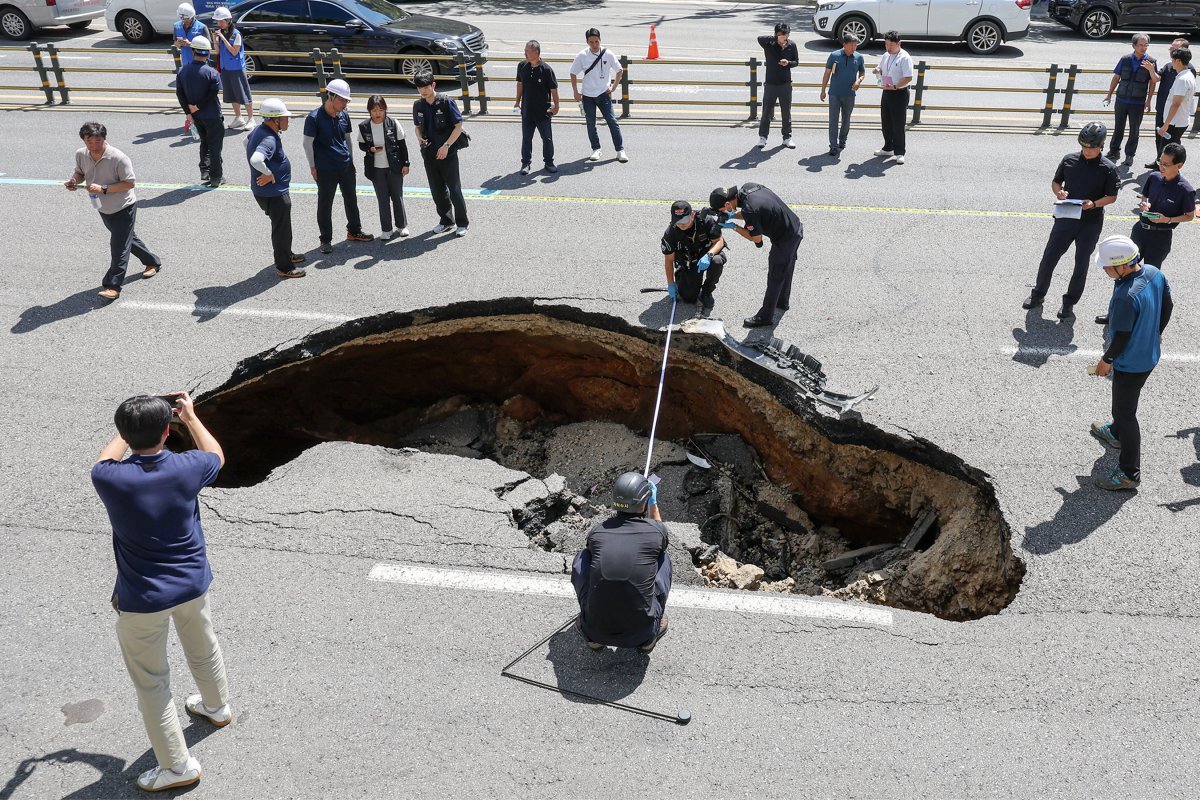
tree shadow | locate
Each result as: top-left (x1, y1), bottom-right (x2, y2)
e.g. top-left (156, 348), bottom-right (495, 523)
top-left (719, 145), bottom-right (778, 170)
top-left (546, 629), bottom-right (650, 705)
top-left (1022, 455), bottom-right (1136, 555)
top-left (10, 287), bottom-right (114, 334)
top-left (1011, 306), bottom-right (1077, 367)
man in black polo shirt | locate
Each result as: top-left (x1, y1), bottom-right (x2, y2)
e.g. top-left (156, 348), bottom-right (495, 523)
top-left (756, 23), bottom-right (798, 149)
top-left (412, 71), bottom-right (469, 236)
top-left (1023, 121), bottom-right (1120, 319)
top-left (514, 40), bottom-right (560, 175)
top-left (710, 183), bottom-right (803, 328)
top-left (571, 472), bottom-right (671, 653)
top-left (661, 200), bottom-right (727, 311)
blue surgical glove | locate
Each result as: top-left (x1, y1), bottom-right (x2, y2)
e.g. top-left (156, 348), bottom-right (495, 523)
top-left (720, 220), bottom-right (736, 229)
top-left (723, 210), bottom-right (735, 220)
top-left (647, 481), bottom-right (658, 507)
top-left (666, 283), bottom-right (677, 300)
top-left (697, 254), bottom-right (711, 272)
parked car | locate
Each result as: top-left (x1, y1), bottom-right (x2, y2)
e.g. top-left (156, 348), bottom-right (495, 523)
top-left (813, 0), bottom-right (1032, 55)
top-left (105, 0), bottom-right (222, 43)
top-left (1, 0), bottom-right (104, 40)
top-left (1046, 0), bottom-right (1200, 40)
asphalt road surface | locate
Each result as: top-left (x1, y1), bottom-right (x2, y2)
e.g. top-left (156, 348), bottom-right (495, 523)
top-left (2, 3), bottom-right (1200, 797)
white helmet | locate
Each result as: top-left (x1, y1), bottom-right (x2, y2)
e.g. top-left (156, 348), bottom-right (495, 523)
top-left (1095, 235), bottom-right (1141, 270)
top-left (189, 35), bottom-right (212, 53)
top-left (212, 6), bottom-right (232, 20)
top-left (325, 78), bottom-right (351, 100)
top-left (259, 98), bottom-right (292, 118)
top-left (177, 3), bottom-right (195, 18)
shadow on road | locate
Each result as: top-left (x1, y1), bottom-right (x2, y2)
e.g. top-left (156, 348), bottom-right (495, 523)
top-left (843, 155), bottom-right (899, 179)
top-left (10, 288), bottom-right (113, 334)
top-left (546, 629), bottom-right (650, 705)
top-left (138, 187), bottom-right (210, 209)
top-left (1011, 306), bottom-right (1078, 367)
top-left (1022, 454), bottom-right (1135, 555)
top-left (720, 144), bottom-right (779, 170)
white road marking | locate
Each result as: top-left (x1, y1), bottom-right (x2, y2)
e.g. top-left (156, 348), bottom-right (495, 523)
top-left (368, 563), bottom-right (894, 625)
top-left (1003, 346), bottom-right (1200, 363)
top-left (122, 300), bottom-right (354, 322)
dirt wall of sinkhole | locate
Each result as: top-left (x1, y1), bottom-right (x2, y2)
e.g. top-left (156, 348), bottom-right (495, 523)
top-left (178, 298), bottom-right (1024, 620)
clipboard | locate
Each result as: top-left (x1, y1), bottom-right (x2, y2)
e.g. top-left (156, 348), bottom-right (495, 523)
top-left (1053, 199), bottom-right (1084, 220)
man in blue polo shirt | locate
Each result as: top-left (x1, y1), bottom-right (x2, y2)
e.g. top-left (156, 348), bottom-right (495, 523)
top-left (175, 35), bottom-right (224, 187)
top-left (91, 392), bottom-right (232, 793)
top-left (1102, 33), bottom-right (1159, 168)
top-left (820, 33), bottom-right (866, 157)
top-left (248, 97), bottom-right (306, 278)
top-left (172, 3), bottom-right (208, 66)
top-left (303, 78), bottom-right (373, 254)
top-left (1089, 236), bottom-right (1175, 491)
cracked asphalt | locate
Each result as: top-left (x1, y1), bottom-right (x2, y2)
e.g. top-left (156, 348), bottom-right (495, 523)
top-left (2, 59), bottom-right (1199, 798)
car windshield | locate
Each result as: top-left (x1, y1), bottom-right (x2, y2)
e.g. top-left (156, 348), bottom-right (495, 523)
top-left (340, 0), bottom-right (408, 26)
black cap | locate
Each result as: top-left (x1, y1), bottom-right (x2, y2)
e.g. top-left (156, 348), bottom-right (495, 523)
top-left (671, 200), bottom-right (693, 224)
top-left (709, 186), bottom-right (737, 211)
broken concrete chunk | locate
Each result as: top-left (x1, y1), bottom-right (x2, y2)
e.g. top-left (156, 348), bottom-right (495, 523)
top-left (820, 544), bottom-right (893, 572)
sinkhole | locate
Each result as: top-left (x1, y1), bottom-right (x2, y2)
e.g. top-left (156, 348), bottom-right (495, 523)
top-left (174, 298), bottom-right (1024, 620)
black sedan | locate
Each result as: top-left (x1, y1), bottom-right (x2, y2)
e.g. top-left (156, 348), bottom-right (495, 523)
top-left (220, 0), bottom-right (486, 80)
top-left (1046, 0), bottom-right (1200, 39)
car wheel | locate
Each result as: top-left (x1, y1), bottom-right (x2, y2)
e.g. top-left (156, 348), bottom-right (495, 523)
top-left (67, 20), bottom-right (92, 30)
top-left (117, 10), bottom-right (153, 44)
top-left (834, 15), bottom-right (874, 45)
top-left (0, 7), bottom-right (33, 40)
top-left (398, 48), bottom-right (434, 82)
top-left (1079, 7), bottom-right (1114, 39)
top-left (965, 19), bottom-right (1002, 54)
top-left (244, 52), bottom-right (261, 83)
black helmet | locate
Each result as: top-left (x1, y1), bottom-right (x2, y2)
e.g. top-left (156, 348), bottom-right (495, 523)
top-left (1078, 121), bottom-right (1107, 148)
top-left (612, 471), bottom-right (652, 512)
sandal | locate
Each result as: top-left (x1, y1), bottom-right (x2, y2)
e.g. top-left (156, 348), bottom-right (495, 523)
top-left (142, 265), bottom-right (160, 278)
top-left (98, 288), bottom-right (120, 300)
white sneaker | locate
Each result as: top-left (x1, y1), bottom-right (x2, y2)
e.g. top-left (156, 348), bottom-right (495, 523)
top-left (231, 115), bottom-right (244, 129)
top-left (383, 228), bottom-right (398, 240)
top-left (136, 757), bottom-right (202, 792)
top-left (433, 223), bottom-right (453, 233)
top-left (893, 155), bottom-right (906, 164)
top-left (455, 226), bottom-right (468, 237)
top-left (519, 164), bottom-right (531, 175)
top-left (756, 136), bottom-right (767, 148)
top-left (617, 149), bottom-right (629, 163)
top-left (185, 694), bottom-right (232, 727)
top-left (782, 137), bottom-right (796, 149)
top-left (398, 227), bottom-right (410, 238)
top-left (588, 149), bottom-right (601, 161)
top-left (243, 116), bottom-right (254, 129)
top-left (874, 149), bottom-right (893, 157)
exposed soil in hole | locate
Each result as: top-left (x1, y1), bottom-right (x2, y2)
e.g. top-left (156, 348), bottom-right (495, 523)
top-left (174, 299), bottom-right (1024, 620)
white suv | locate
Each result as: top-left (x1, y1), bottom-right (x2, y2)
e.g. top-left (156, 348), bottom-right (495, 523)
top-left (814, 0), bottom-right (1032, 55)
top-left (105, 0), bottom-right (219, 43)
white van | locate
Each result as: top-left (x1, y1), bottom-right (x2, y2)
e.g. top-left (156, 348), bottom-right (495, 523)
top-left (814, 0), bottom-right (1032, 55)
top-left (104, 0), bottom-right (219, 43)
top-left (1, 0), bottom-right (104, 40)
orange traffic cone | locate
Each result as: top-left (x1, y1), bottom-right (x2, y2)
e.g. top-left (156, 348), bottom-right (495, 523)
top-left (647, 25), bottom-right (660, 60)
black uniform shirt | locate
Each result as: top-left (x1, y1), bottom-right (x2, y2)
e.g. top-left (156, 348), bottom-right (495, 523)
top-left (739, 182), bottom-right (802, 242)
top-left (660, 209), bottom-right (723, 265)
top-left (757, 35), bottom-right (799, 86)
top-left (1053, 152), bottom-right (1119, 221)
top-left (584, 514), bottom-right (669, 644)
top-left (516, 60), bottom-right (558, 119)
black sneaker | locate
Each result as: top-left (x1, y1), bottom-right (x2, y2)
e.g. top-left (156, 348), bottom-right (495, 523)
top-left (519, 164), bottom-right (531, 175)
top-left (1095, 314), bottom-right (1108, 325)
top-left (1022, 294), bottom-right (1043, 310)
top-left (743, 314), bottom-right (772, 329)
top-left (1105, 151), bottom-right (1120, 162)
top-left (289, 253), bottom-right (306, 264)
top-left (700, 291), bottom-right (715, 310)
top-left (1144, 161), bottom-right (1158, 169)
top-left (319, 243), bottom-right (333, 254)
top-left (545, 162), bottom-right (558, 173)
top-left (828, 147), bottom-right (838, 156)
top-left (1057, 304), bottom-right (1075, 319)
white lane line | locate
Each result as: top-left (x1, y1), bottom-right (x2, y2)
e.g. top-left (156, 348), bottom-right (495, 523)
top-left (670, 68), bottom-right (729, 73)
top-left (122, 300), bottom-right (354, 322)
top-left (131, 57), bottom-right (169, 62)
top-left (368, 563), bottom-right (894, 625)
top-left (1003, 346), bottom-right (1200, 363)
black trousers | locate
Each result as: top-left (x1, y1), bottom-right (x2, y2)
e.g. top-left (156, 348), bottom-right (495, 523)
top-left (1111, 368), bottom-right (1153, 479)
top-left (758, 83), bottom-right (793, 139)
top-left (193, 116), bottom-right (224, 182)
top-left (422, 148), bottom-right (468, 228)
top-left (99, 203), bottom-right (160, 289)
top-left (1130, 221), bottom-right (1173, 268)
top-left (1033, 216), bottom-right (1104, 305)
top-left (1156, 124), bottom-right (1185, 156)
top-left (1110, 102), bottom-right (1145, 158)
top-left (520, 115), bottom-right (554, 166)
top-left (756, 233), bottom-right (802, 319)
top-left (255, 193), bottom-right (293, 271)
top-left (880, 88), bottom-right (909, 155)
top-left (674, 251), bottom-right (726, 302)
top-left (315, 166), bottom-right (363, 244)
top-left (369, 170), bottom-right (407, 232)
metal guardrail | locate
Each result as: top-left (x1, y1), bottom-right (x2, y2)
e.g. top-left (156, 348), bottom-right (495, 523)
top-left (2, 44), bottom-right (1197, 134)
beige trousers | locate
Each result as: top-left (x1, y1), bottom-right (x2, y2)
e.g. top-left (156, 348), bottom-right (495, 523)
top-left (115, 591), bottom-right (229, 768)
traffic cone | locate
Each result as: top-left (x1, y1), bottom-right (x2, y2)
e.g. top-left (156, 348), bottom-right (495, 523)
top-left (647, 25), bottom-right (660, 60)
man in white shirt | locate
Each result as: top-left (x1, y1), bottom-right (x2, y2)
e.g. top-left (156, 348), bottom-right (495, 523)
top-left (872, 31), bottom-right (913, 165)
top-left (570, 27), bottom-right (628, 163)
top-left (1157, 47), bottom-right (1196, 148)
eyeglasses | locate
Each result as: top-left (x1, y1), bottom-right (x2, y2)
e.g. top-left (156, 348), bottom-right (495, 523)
top-left (1157, 159), bottom-right (1178, 168)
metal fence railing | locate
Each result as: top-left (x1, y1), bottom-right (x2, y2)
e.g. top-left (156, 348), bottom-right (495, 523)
top-left (2, 43), bottom-right (1198, 134)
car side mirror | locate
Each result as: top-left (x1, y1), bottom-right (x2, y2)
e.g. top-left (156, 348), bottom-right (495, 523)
top-left (345, 18), bottom-right (365, 29)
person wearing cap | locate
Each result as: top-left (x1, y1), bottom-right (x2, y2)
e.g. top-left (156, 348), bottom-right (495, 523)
top-left (709, 183), bottom-right (803, 329)
top-left (1089, 235), bottom-right (1174, 491)
top-left (661, 200), bottom-right (727, 312)
top-left (303, 78), bottom-right (373, 254)
top-left (571, 472), bottom-right (671, 653)
top-left (1023, 121), bottom-right (1120, 319)
top-left (570, 27), bottom-right (627, 164)
top-left (247, 98), bottom-right (306, 278)
top-left (212, 7), bottom-right (253, 130)
top-left (412, 71), bottom-right (469, 236)
top-left (820, 33), bottom-right (866, 157)
top-left (756, 23), bottom-right (798, 150)
top-left (1130, 142), bottom-right (1194, 273)
top-left (173, 3), bottom-right (208, 139)
top-left (175, 35), bottom-right (224, 187)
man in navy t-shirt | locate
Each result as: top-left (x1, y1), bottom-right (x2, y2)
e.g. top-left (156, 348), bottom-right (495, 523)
top-left (302, 78), bottom-right (373, 253)
top-left (91, 392), bottom-right (232, 793)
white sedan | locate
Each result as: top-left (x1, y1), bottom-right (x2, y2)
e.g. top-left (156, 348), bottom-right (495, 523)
top-left (1, 0), bottom-right (104, 40)
top-left (814, 0), bottom-right (1032, 55)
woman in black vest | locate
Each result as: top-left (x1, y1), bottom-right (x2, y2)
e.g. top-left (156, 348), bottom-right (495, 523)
top-left (357, 95), bottom-right (410, 239)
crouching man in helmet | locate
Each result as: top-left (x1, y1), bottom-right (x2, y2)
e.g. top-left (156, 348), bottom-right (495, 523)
top-left (571, 472), bottom-right (672, 653)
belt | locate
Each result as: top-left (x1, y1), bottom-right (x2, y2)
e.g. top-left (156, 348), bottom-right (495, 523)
top-left (1138, 221), bottom-right (1172, 231)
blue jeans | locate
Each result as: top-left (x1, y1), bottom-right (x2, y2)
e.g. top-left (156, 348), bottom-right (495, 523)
top-left (828, 94), bottom-right (855, 148)
top-left (581, 92), bottom-right (623, 151)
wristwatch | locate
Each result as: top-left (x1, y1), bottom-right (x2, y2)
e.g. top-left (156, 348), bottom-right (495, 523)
top-left (101, 185), bottom-right (108, 194)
